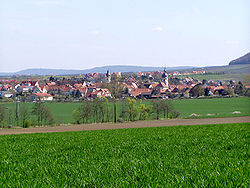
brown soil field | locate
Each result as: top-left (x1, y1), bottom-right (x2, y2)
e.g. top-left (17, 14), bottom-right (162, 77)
top-left (0, 116), bottom-right (249, 135)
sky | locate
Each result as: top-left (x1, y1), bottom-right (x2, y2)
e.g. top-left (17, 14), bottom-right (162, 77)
top-left (0, 0), bottom-right (249, 72)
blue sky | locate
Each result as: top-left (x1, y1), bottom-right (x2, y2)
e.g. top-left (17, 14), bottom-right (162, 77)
top-left (0, 0), bottom-right (249, 72)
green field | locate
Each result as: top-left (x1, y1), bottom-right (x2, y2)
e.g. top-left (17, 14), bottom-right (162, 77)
top-left (0, 123), bottom-right (248, 187)
top-left (1, 97), bottom-right (250, 125)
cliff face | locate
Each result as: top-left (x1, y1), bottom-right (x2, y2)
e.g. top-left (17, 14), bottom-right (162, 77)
top-left (229, 52), bottom-right (250, 65)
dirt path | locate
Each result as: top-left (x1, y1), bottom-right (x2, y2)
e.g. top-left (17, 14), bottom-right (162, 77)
top-left (0, 116), bottom-right (249, 135)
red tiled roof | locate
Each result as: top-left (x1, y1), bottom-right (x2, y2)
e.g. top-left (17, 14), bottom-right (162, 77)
top-left (34, 93), bottom-right (52, 97)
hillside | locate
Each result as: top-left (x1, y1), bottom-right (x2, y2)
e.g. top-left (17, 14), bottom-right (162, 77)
top-left (229, 52), bottom-right (250, 66)
top-left (0, 65), bottom-right (195, 76)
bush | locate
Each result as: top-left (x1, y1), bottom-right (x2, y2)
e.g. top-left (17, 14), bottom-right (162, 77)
top-left (72, 110), bottom-right (81, 124)
top-left (169, 110), bottom-right (181, 119)
top-left (117, 118), bottom-right (124, 123)
top-left (24, 120), bottom-right (31, 128)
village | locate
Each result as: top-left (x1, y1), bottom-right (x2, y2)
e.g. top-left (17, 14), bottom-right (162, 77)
top-left (0, 69), bottom-right (249, 102)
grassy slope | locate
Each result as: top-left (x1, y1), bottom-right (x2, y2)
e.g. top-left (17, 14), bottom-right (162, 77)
top-left (0, 123), bottom-right (249, 187)
top-left (177, 74), bottom-right (245, 81)
top-left (2, 97), bottom-right (250, 124)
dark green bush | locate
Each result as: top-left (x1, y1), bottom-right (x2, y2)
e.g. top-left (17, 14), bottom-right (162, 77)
top-left (170, 110), bottom-right (181, 119)
top-left (24, 120), bottom-right (31, 128)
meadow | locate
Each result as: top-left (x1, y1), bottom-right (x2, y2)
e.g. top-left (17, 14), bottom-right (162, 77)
top-left (1, 97), bottom-right (250, 125)
top-left (0, 123), bottom-right (248, 187)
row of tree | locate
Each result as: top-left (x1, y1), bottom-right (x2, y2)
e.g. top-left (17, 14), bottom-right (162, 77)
top-left (0, 102), bottom-right (54, 128)
top-left (72, 98), bottom-right (181, 124)
top-left (0, 98), bottom-right (180, 127)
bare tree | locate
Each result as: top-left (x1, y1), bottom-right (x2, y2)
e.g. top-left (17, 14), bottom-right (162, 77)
top-left (20, 103), bottom-right (30, 128)
top-left (0, 105), bottom-right (5, 128)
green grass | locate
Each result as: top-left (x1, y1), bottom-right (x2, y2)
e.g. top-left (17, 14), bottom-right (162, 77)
top-left (1, 97), bottom-right (250, 125)
top-left (172, 97), bottom-right (250, 117)
top-left (0, 123), bottom-right (249, 187)
top-left (177, 74), bottom-right (232, 81)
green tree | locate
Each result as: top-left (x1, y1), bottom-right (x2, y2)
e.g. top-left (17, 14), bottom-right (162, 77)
top-left (20, 103), bottom-right (30, 128)
top-left (32, 102), bottom-right (43, 126)
top-left (121, 98), bottom-right (138, 121)
top-left (160, 100), bottom-right (173, 119)
top-left (32, 102), bottom-right (54, 126)
top-left (43, 106), bottom-right (55, 125)
top-left (0, 105), bottom-right (5, 128)
top-left (72, 110), bottom-right (81, 124)
top-left (153, 100), bottom-right (161, 120)
top-left (234, 81), bottom-right (246, 96)
top-left (138, 100), bottom-right (152, 120)
top-left (189, 84), bottom-right (204, 97)
top-left (79, 101), bottom-right (94, 123)
top-left (75, 89), bottom-right (81, 98)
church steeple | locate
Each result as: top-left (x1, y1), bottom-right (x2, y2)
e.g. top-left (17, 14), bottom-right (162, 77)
top-left (162, 68), bottom-right (169, 88)
top-left (106, 69), bottom-right (111, 83)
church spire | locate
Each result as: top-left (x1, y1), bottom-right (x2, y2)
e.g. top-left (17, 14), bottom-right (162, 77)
top-left (162, 67), bottom-right (169, 88)
top-left (106, 69), bottom-right (111, 83)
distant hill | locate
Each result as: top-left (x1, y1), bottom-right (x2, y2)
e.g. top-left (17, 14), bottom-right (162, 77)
top-left (0, 65), bottom-right (195, 76)
top-left (229, 52), bottom-right (250, 66)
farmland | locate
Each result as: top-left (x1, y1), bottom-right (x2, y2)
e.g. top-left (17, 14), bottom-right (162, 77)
top-left (1, 97), bottom-right (250, 125)
top-left (0, 123), bottom-right (248, 187)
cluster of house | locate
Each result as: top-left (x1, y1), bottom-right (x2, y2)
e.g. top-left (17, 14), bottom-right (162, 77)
top-left (0, 69), bottom-right (247, 101)
top-left (0, 80), bottom-right (112, 101)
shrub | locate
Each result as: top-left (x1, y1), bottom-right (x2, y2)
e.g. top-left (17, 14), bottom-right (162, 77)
top-left (117, 118), bottom-right (124, 123)
top-left (170, 110), bottom-right (181, 119)
top-left (24, 120), bottom-right (31, 128)
top-left (72, 110), bottom-right (81, 124)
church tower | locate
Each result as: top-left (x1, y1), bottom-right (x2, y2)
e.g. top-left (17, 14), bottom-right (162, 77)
top-left (162, 68), bottom-right (169, 88)
top-left (106, 69), bottom-right (111, 83)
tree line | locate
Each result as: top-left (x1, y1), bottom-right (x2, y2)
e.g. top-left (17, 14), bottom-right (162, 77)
top-left (72, 98), bottom-right (181, 124)
top-left (0, 102), bottom-right (54, 128)
top-left (0, 98), bottom-right (180, 128)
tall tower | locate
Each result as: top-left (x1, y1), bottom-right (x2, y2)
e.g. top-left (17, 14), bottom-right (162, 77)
top-left (106, 69), bottom-right (111, 83)
top-left (162, 68), bottom-right (169, 88)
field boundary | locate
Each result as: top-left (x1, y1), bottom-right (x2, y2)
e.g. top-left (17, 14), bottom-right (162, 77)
top-left (0, 116), bottom-right (249, 135)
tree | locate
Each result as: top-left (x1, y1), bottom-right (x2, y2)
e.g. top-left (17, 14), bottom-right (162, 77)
top-left (103, 97), bottom-right (110, 122)
top-left (93, 98), bottom-right (101, 123)
top-left (234, 81), bottom-right (246, 96)
top-left (7, 108), bottom-right (14, 127)
top-left (32, 102), bottom-right (54, 126)
top-left (189, 84), bottom-right (204, 97)
top-left (79, 102), bottom-right (94, 123)
top-left (138, 100), bottom-right (152, 120)
top-left (153, 100), bottom-right (161, 120)
top-left (160, 100), bottom-right (173, 119)
top-left (0, 105), bottom-right (5, 128)
top-left (72, 110), bottom-right (81, 124)
top-left (204, 87), bottom-right (210, 96)
top-left (32, 102), bottom-right (43, 126)
top-left (43, 106), bottom-right (55, 125)
top-left (121, 98), bottom-right (138, 121)
top-left (113, 99), bottom-right (117, 123)
top-left (20, 103), bottom-right (30, 128)
top-left (75, 89), bottom-right (81, 98)
top-left (224, 86), bottom-right (234, 96)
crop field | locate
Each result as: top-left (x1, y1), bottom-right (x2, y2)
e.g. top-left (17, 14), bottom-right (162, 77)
top-left (0, 123), bottom-right (248, 187)
top-left (1, 97), bottom-right (250, 125)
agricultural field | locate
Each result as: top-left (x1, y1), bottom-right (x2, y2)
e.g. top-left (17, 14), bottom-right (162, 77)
top-left (1, 97), bottom-right (250, 125)
top-left (177, 74), bottom-right (244, 82)
top-left (0, 123), bottom-right (248, 187)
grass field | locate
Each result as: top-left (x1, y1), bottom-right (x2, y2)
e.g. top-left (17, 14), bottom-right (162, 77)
top-left (1, 97), bottom-right (250, 125)
top-left (0, 123), bottom-right (248, 187)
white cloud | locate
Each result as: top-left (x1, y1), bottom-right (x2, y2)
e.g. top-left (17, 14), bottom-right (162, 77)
top-left (152, 26), bottom-right (163, 32)
top-left (90, 30), bottom-right (100, 36)
top-left (33, 0), bottom-right (64, 7)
